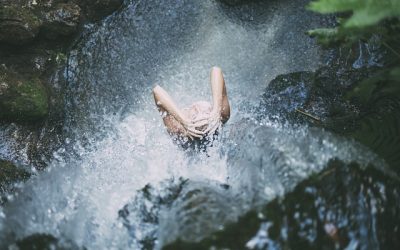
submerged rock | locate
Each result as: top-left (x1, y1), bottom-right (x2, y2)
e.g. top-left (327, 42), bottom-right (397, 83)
top-left (118, 179), bottom-right (238, 249)
top-left (0, 159), bottom-right (30, 193)
top-left (0, 5), bottom-right (42, 44)
top-left (15, 233), bottom-right (83, 250)
top-left (0, 68), bottom-right (48, 122)
top-left (163, 160), bottom-right (400, 249)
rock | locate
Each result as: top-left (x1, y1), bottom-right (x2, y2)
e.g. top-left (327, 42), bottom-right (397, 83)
top-left (118, 179), bottom-right (237, 249)
top-left (0, 159), bottom-right (30, 192)
top-left (261, 71), bottom-right (314, 116)
top-left (0, 68), bottom-right (48, 122)
top-left (259, 66), bottom-right (400, 173)
top-left (158, 181), bottom-right (237, 247)
top-left (162, 160), bottom-right (400, 250)
top-left (78, 0), bottom-right (123, 21)
top-left (0, 5), bottom-right (42, 44)
top-left (41, 3), bottom-right (81, 39)
top-left (15, 233), bottom-right (83, 250)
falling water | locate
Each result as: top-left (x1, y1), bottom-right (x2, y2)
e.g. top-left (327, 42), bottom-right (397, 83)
top-left (0, 0), bottom-right (386, 249)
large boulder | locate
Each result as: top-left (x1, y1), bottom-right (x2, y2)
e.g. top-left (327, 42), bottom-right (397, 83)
top-left (0, 5), bottom-right (42, 44)
top-left (15, 233), bottom-right (83, 250)
top-left (0, 68), bottom-right (48, 122)
top-left (162, 160), bottom-right (400, 250)
top-left (41, 3), bottom-right (81, 39)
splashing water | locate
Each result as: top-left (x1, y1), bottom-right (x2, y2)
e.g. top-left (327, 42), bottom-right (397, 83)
top-left (0, 0), bottom-right (386, 249)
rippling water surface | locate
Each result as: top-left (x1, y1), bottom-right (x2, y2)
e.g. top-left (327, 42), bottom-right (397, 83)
top-left (0, 0), bottom-right (386, 249)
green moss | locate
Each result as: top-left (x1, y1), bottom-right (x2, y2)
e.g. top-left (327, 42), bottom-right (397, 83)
top-left (0, 70), bottom-right (48, 122)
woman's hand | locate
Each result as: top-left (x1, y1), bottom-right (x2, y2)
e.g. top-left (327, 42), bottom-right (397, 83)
top-left (204, 109), bottom-right (221, 135)
top-left (191, 109), bottom-right (221, 136)
top-left (181, 119), bottom-right (205, 139)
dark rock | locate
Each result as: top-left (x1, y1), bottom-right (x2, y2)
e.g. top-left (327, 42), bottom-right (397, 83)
top-left (118, 178), bottom-right (188, 249)
top-left (78, 0), bottom-right (123, 21)
top-left (162, 160), bottom-right (400, 250)
top-left (0, 159), bottom-right (30, 193)
top-left (15, 233), bottom-right (83, 250)
top-left (118, 178), bottom-right (238, 249)
top-left (259, 66), bottom-right (400, 173)
top-left (0, 5), bottom-right (42, 45)
top-left (0, 68), bottom-right (48, 122)
top-left (41, 3), bottom-right (81, 39)
top-left (261, 71), bottom-right (315, 116)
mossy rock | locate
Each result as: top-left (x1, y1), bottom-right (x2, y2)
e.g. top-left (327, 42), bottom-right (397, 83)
top-left (0, 159), bottom-right (30, 192)
top-left (0, 69), bottom-right (48, 122)
top-left (0, 6), bottom-right (42, 44)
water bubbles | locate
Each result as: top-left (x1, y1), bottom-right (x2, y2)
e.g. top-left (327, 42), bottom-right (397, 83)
top-left (0, 0), bottom-right (385, 248)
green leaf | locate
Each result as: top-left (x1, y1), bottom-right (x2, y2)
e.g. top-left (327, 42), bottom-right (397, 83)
top-left (307, 28), bottom-right (341, 46)
top-left (308, 0), bottom-right (362, 13)
top-left (308, 0), bottom-right (400, 28)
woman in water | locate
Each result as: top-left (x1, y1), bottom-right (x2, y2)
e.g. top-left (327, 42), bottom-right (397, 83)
top-left (153, 66), bottom-right (230, 140)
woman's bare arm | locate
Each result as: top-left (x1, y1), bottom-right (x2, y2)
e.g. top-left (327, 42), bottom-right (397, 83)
top-left (153, 85), bottom-right (187, 124)
top-left (153, 85), bottom-right (204, 138)
top-left (193, 67), bottom-right (231, 135)
top-left (210, 67), bottom-right (230, 123)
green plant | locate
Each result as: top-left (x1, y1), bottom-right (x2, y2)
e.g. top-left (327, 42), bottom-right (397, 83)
top-left (307, 0), bottom-right (400, 104)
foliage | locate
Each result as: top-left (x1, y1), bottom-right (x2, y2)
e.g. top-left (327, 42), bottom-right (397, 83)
top-left (307, 0), bottom-right (400, 103)
top-left (306, 0), bottom-right (400, 170)
top-left (309, 0), bottom-right (400, 28)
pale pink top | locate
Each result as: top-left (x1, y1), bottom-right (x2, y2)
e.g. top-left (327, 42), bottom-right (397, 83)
top-left (183, 101), bottom-right (212, 121)
top-left (163, 101), bottom-right (212, 135)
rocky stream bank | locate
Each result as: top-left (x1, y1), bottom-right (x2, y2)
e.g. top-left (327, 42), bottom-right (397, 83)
top-left (0, 0), bottom-right (123, 193)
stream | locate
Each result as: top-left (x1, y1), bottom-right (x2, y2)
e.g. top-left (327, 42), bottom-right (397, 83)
top-left (0, 0), bottom-right (391, 249)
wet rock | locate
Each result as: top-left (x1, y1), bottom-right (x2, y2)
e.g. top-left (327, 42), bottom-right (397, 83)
top-left (79, 0), bottom-right (123, 21)
top-left (0, 5), bottom-right (42, 44)
top-left (259, 67), bottom-right (369, 124)
top-left (41, 3), bottom-right (81, 39)
top-left (0, 159), bottom-right (30, 193)
top-left (162, 160), bottom-right (400, 249)
top-left (119, 179), bottom-right (238, 249)
top-left (258, 65), bottom-right (400, 173)
top-left (15, 233), bottom-right (83, 250)
top-left (158, 181), bottom-right (238, 247)
top-left (261, 71), bottom-right (314, 116)
top-left (0, 68), bottom-right (48, 122)
top-left (118, 178), bottom-right (187, 249)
